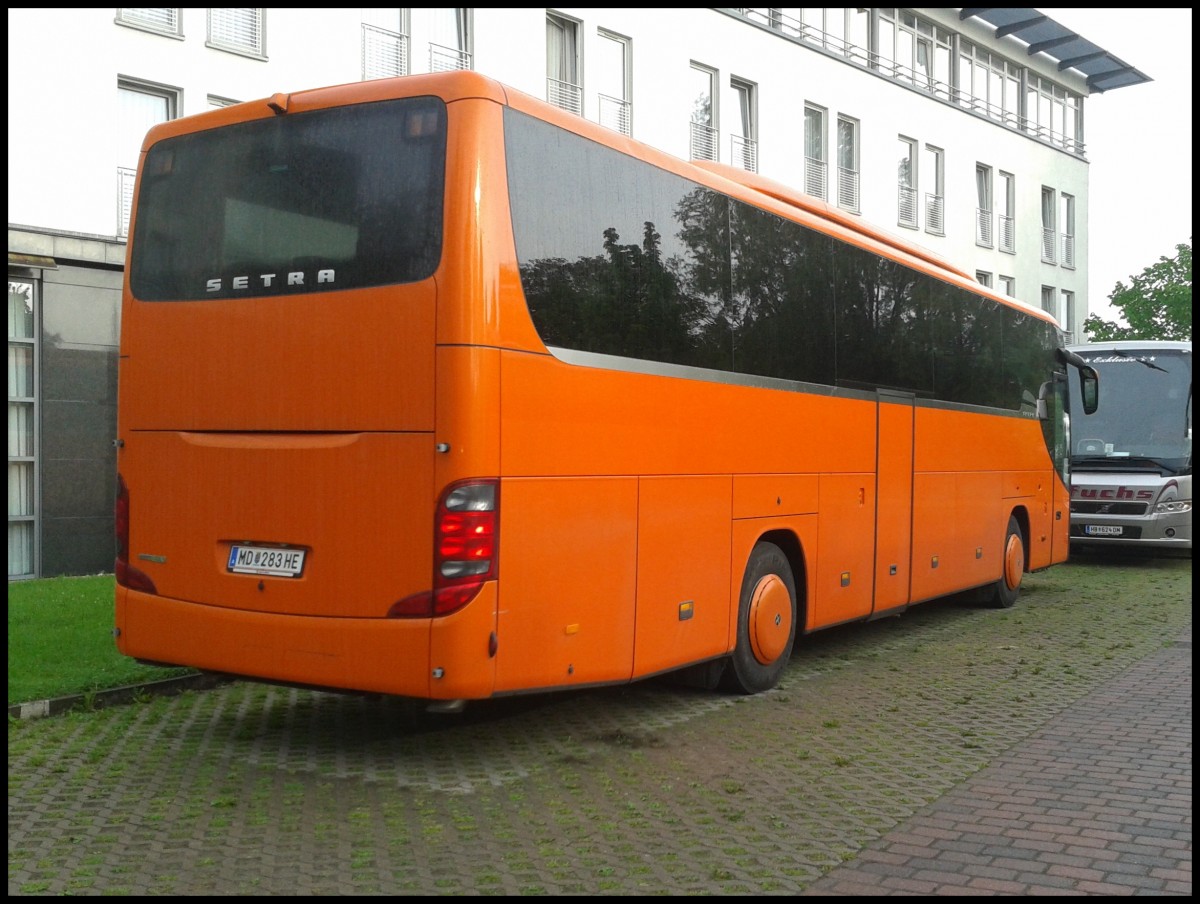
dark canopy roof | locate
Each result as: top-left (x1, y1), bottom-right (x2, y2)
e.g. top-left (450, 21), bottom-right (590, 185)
top-left (959, 9), bottom-right (1152, 93)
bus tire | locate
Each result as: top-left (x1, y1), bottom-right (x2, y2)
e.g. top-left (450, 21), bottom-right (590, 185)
top-left (721, 541), bottom-right (796, 695)
top-left (987, 515), bottom-right (1025, 609)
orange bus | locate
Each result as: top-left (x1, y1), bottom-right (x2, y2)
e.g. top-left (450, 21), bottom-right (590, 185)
top-left (114, 71), bottom-right (1098, 708)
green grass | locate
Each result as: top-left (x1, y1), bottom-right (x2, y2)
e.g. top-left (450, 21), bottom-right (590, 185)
top-left (8, 574), bottom-right (194, 706)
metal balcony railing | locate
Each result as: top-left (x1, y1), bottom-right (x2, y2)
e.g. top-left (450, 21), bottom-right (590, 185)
top-left (731, 134), bottom-right (757, 172)
top-left (924, 193), bottom-right (944, 235)
top-left (837, 167), bottom-right (859, 211)
top-left (689, 120), bottom-right (718, 161)
top-left (362, 24), bottom-right (408, 80)
top-left (598, 94), bottom-right (631, 135)
top-left (976, 208), bottom-right (994, 247)
top-left (117, 166), bottom-right (136, 238)
top-left (898, 185), bottom-right (917, 228)
top-left (429, 42), bottom-right (471, 72)
top-left (1041, 227), bottom-right (1056, 263)
top-left (1061, 233), bottom-right (1076, 269)
top-left (999, 215), bottom-right (1015, 253)
top-left (547, 77), bottom-right (582, 116)
top-left (804, 157), bottom-right (827, 199)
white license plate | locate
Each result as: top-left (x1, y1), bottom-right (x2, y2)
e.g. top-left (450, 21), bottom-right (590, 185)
top-left (228, 544), bottom-right (306, 577)
top-left (1084, 525), bottom-right (1123, 537)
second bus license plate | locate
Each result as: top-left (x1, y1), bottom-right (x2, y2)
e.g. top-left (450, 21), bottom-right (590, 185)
top-left (1083, 525), bottom-right (1123, 537)
top-left (228, 544), bottom-right (306, 577)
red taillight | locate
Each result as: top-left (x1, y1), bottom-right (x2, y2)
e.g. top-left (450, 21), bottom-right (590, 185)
top-left (114, 473), bottom-right (157, 594)
top-left (389, 479), bottom-right (498, 618)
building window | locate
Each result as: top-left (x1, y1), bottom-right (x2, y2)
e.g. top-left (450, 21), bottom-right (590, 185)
top-left (688, 63), bottom-right (718, 161)
top-left (547, 13), bottom-right (582, 115)
top-left (730, 78), bottom-right (757, 172)
top-left (998, 171), bottom-right (1016, 254)
top-left (976, 271), bottom-right (992, 288)
top-left (8, 278), bottom-right (37, 579)
top-left (1061, 290), bottom-right (1076, 340)
top-left (597, 29), bottom-right (632, 135)
top-left (923, 144), bottom-right (944, 235)
top-left (207, 94), bottom-right (239, 107)
top-left (957, 41), bottom-right (1021, 126)
top-left (207, 8), bottom-right (265, 59)
top-left (804, 104), bottom-right (826, 199)
top-left (361, 9), bottom-right (407, 79)
top-left (877, 10), bottom-right (952, 96)
top-left (1041, 187), bottom-right (1057, 264)
top-left (999, 275), bottom-right (1016, 297)
top-left (117, 79), bottom-right (176, 238)
top-left (116, 8), bottom-right (182, 37)
top-left (1026, 74), bottom-right (1082, 154)
top-left (975, 164), bottom-right (993, 248)
top-left (897, 136), bottom-right (917, 228)
top-left (1060, 193), bottom-right (1076, 269)
top-left (412, 8), bottom-right (471, 72)
top-left (836, 115), bottom-right (859, 213)
top-left (1041, 285), bottom-right (1057, 320)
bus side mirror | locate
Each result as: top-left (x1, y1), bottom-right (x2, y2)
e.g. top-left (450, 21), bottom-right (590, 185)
top-left (1079, 365), bottom-right (1099, 415)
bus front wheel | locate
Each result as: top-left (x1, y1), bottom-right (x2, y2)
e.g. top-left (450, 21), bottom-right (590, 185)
top-left (987, 515), bottom-right (1025, 609)
top-left (721, 541), bottom-right (796, 694)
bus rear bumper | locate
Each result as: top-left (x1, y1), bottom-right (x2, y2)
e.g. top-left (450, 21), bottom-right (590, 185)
top-left (115, 584), bottom-right (498, 700)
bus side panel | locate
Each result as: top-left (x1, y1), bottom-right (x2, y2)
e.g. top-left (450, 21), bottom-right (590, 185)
top-left (911, 473), bottom-right (971, 601)
top-left (632, 476), bottom-right (733, 679)
top-left (494, 477), bottom-right (638, 692)
top-left (875, 399), bottom-right (914, 613)
top-left (955, 471), bottom-right (1004, 589)
top-left (1003, 470), bottom-right (1054, 572)
top-left (1052, 473), bottom-right (1071, 564)
top-left (811, 474), bottom-right (876, 628)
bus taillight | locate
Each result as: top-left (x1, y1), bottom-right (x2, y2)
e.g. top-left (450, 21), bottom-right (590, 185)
top-left (114, 473), bottom-right (157, 594)
top-left (389, 479), bottom-right (498, 618)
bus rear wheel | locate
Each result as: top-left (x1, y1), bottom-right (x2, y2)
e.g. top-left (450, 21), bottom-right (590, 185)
top-left (987, 515), bottom-right (1025, 609)
top-left (721, 541), bottom-right (796, 694)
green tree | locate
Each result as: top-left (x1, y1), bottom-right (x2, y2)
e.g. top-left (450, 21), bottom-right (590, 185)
top-left (1083, 241), bottom-right (1191, 341)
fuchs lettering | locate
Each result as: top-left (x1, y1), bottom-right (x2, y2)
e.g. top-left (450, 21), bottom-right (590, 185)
top-left (206, 269), bottom-right (336, 292)
top-left (1071, 486), bottom-right (1156, 501)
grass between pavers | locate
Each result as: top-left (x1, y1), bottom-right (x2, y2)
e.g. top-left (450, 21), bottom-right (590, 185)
top-left (8, 574), bottom-right (195, 706)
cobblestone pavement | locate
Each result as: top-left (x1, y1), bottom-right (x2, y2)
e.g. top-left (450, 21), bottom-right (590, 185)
top-left (8, 556), bottom-right (1191, 895)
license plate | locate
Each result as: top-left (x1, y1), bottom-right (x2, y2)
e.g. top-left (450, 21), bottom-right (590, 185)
top-left (228, 544), bottom-right (306, 577)
top-left (1083, 525), bottom-right (1123, 537)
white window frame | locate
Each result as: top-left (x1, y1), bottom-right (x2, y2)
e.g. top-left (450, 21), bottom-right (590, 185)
top-left (547, 12), bottom-right (582, 115)
top-left (836, 114), bottom-right (859, 213)
top-left (730, 77), bottom-right (757, 172)
top-left (998, 171), bottom-right (1016, 254)
top-left (923, 144), bottom-right (944, 236)
top-left (688, 63), bottom-right (719, 162)
top-left (1041, 186), bottom-right (1057, 264)
top-left (999, 275), bottom-right (1016, 298)
top-left (1060, 193), bottom-right (1076, 270)
top-left (596, 29), bottom-right (632, 135)
top-left (897, 135), bottom-right (917, 229)
top-left (975, 163), bottom-right (993, 248)
top-left (117, 78), bottom-right (178, 238)
top-left (804, 104), bottom-right (827, 200)
top-left (8, 276), bottom-right (39, 580)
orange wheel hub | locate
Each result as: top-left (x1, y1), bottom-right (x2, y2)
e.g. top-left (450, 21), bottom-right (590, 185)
top-left (1003, 532), bottom-right (1024, 591)
top-left (748, 574), bottom-right (792, 665)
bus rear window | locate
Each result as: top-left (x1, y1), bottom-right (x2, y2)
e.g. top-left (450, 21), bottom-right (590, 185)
top-left (129, 96), bottom-right (446, 301)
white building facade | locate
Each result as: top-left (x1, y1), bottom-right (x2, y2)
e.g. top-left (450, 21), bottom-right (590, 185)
top-left (6, 8), bottom-right (1149, 578)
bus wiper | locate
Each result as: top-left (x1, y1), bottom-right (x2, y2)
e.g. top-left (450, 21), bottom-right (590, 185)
top-left (1105, 349), bottom-right (1170, 372)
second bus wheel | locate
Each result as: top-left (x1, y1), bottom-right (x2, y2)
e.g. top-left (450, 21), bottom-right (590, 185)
top-left (721, 541), bottom-right (797, 695)
top-left (987, 515), bottom-right (1025, 609)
